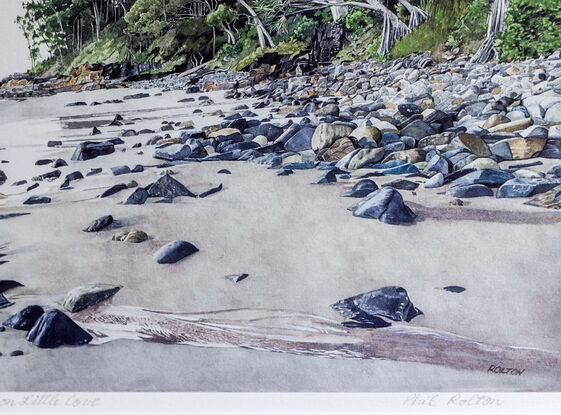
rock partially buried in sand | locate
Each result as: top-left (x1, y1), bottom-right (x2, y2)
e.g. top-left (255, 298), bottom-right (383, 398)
top-left (83, 215), bottom-right (113, 232)
top-left (71, 141), bottom-right (115, 161)
top-left (0, 280), bottom-right (24, 309)
top-left (0, 170), bottom-right (6, 186)
top-left (23, 195), bottom-right (51, 205)
top-left (124, 188), bottom-right (148, 205)
top-left (112, 230), bottom-right (148, 243)
top-left (198, 184), bottom-right (223, 198)
top-left (63, 283), bottom-right (121, 313)
top-left (331, 286), bottom-right (422, 324)
top-left (26, 309), bottom-right (92, 348)
top-left (342, 179), bottom-right (378, 198)
top-left (154, 240), bottom-right (199, 264)
top-left (443, 286), bottom-right (466, 293)
top-left (349, 187), bottom-right (416, 225)
top-left (146, 174), bottom-right (196, 199)
top-left (226, 273), bottom-right (249, 283)
top-left (3, 305), bottom-right (44, 330)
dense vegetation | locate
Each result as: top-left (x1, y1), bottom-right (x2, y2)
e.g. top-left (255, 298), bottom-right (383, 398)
top-left (15, 0), bottom-right (561, 76)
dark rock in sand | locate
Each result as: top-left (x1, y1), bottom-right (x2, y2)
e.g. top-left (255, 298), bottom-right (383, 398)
top-left (65, 171), bottom-right (84, 183)
top-left (111, 165), bottom-right (131, 176)
top-left (0, 170), bottom-right (6, 186)
top-left (71, 141), bottom-right (115, 161)
top-left (332, 286), bottom-right (422, 324)
top-left (83, 215), bottom-right (113, 232)
top-left (121, 129), bottom-right (138, 137)
top-left (32, 169), bottom-right (61, 182)
top-left (12, 180), bottom-right (27, 186)
top-left (226, 273), bottom-right (249, 283)
top-left (154, 240), bottom-right (199, 264)
top-left (65, 101), bottom-right (87, 107)
top-left (446, 184), bottom-right (494, 198)
top-left (198, 184), bottom-right (223, 198)
top-left (10, 350), bottom-right (24, 356)
top-left (342, 179), bottom-right (378, 198)
top-left (342, 317), bottom-right (392, 329)
top-left (35, 159), bottom-right (52, 166)
top-left (53, 158), bottom-right (68, 168)
top-left (86, 168), bottom-right (102, 176)
top-left (444, 286), bottom-right (466, 293)
top-left (218, 169), bottom-right (231, 175)
top-left (63, 283), bottom-right (121, 313)
top-left (0, 280), bottom-right (24, 310)
top-left (123, 93), bottom-right (149, 100)
top-left (3, 305), bottom-right (44, 330)
top-left (26, 183), bottom-right (39, 192)
top-left (382, 179), bottom-right (419, 191)
top-left (146, 174), bottom-right (196, 199)
top-left (100, 184), bottom-right (127, 198)
top-left (26, 309), bottom-right (92, 348)
top-left (349, 187), bottom-right (416, 225)
top-left (23, 195), bottom-right (51, 205)
top-left (277, 169), bottom-right (293, 176)
top-left (47, 140), bottom-right (62, 148)
top-left (125, 188), bottom-right (149, 205)
top-left (449, 169), bottom-right (514, 188)
top-left (316, 170), bottom-right (338, 184)
top-left (131, 164), bottom-right (144, 173)
top-left (91, 126), bottom-right (101, 136)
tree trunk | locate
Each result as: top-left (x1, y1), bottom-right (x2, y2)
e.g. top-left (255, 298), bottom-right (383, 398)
top-left (330, 5), bottom-right (349, 21)
top-left (93, 1), bottom-right (101, 41)
top-left (471, 0), bottom-right (510, 63)
top-left (237, 0), bottom-right (276, 48)
top-left (162, 0), bottom-right (167, 22)
top-left (397, 0), bottom-right (429, 30)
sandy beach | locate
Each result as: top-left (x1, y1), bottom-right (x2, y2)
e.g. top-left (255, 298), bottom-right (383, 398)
top-left (1, 87), bottom-right (561, 392)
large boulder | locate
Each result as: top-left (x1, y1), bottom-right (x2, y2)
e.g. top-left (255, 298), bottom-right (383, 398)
top-left (349, 187), bottom-right (416, 225)
top-left (71, 141), bottom-right (115, 161)
top-left (322, 137), bottom-right (357, 162)
top-left (311, 123), bottom-right (354, 151)
top-left (26, 309), bottom-right (92, 348)
top-left (497, 178), bottom-right (561, 198)
top-left (490, 137), bottom-right (546, 160)
top-left (382, 148), bottom-right (426, 164)
top-left (348, 148), bottom-right (385, 170)
top-left (350, 126), bottom-right (382, 143)
top-left (446, 184), bottom-right (494, 198)
top-left (284, 127), bottom-right (315, 152)
top-left (449, 133), bottom-right (491, 157)
top-left (401, 120), bottom-right (436, 140)
top-left (449, 169), bottom-right (514, 188)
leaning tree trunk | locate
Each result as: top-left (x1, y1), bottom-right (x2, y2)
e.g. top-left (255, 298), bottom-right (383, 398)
top-left (397, 0), bottom-right (429, 30)
top-left (330, 5), bottom-right (349, 21)
top-left (237, 0), bottom-right (276, 48)
top-left (471, 0), bottom-right (510, 63)
top-left (372, 1), bottom-right (410, 56)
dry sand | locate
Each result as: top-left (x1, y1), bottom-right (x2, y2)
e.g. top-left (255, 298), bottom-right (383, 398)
top-left (1, 88), bottom-right (560, 391)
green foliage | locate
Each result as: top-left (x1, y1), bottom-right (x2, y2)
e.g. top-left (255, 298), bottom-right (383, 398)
top-left (366, 36), bottom-right (386, 61)
top-left (292, 15), bottom-right (318, 41)
top-left (206, 4), bottom-right (238, 28)
top-left (314, 8), bottom-right (333, 23)
top-left (345, 10), bottom-right (374, 36)
top-left (390, 0), bottom-right (470, 59)
top-left (447, 0), bottom-right (490, 51)
top-left (124, 0), bottom-right (168, 39)
top-left (496, 0), bottom-right (561, 60)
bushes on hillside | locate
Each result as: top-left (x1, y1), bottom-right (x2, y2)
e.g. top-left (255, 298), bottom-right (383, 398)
top-left (496, 0), bottom-right (561, 60)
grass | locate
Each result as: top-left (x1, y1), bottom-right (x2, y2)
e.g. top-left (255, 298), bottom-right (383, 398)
top-left (390, 0), bottom-right (470, 59)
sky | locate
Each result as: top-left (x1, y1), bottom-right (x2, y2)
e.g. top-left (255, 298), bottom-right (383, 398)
top-left (0, 1), bottom-right (35, 79)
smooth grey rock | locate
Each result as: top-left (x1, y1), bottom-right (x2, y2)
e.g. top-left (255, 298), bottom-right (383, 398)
top-left (154, 240), bottom-right (199, 264)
